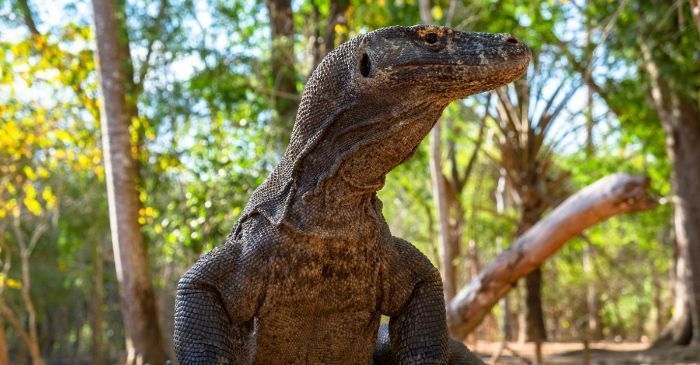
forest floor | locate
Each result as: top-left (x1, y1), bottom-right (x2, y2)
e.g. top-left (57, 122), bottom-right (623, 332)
top-left (471, 341), bottom-right (700, 364)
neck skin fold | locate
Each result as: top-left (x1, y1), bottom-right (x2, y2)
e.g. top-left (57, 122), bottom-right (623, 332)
top-left (284, 99), bottom-right (447, 235)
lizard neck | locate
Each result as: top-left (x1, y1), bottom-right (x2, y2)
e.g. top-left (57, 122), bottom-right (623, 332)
top-left (280, 100), bottom-right (447, 238)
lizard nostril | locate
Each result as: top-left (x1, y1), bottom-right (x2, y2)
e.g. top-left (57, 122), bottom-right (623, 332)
top-left (505, 35), bottom-right (519, 44)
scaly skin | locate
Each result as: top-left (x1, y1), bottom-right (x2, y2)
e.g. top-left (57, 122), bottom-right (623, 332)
top-left (174, 25), bottom-right (530, 364)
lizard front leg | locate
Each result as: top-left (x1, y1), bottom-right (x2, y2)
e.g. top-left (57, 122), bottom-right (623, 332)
top-left (174, 240), bottom-right (263, 364)
top-left (377, 237), bottom-right (485, 365)
top-left (379, 237), bottom-right (450, 364)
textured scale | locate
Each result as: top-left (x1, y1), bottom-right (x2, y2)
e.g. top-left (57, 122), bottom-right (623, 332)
top-left (174, 25), bottom-right (530, 364)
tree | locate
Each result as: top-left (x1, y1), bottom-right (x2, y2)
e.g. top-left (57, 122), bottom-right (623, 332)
top-left (569, 0), bottom-right (700, 345)
top-left (91, 0), bottom-right (168, 363)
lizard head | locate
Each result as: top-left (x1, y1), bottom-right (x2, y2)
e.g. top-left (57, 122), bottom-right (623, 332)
top-left (356, 25), bottom-right (531, 102)
top-left (287, 25), bottom-right (530, 195)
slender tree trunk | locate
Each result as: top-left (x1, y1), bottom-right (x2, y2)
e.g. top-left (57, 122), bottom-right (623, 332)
top-left (447, 174), bottom-right (656, 338)
top-left (0, 318), bottom-right (8, 365)
top-left (495, 172), bottom-right (513, 341)
top-left (0, 301), bottom-right (42, 365)
top-left (91, 235), bottom-right (106, 365)
top-left (5, 213), bottom-right (47, 365)
top-left (265, 0), bottom-right (298, 145)
top-left (19, 251), bottom-right (43, 365)
top-left (91, 1), bottom-right (167, 363)
top-left (322, 0), bottom-right (349, 55)
top-left (515, 208), bottom-right (547, 344)
top-left (583, 64), bottom-right (603, 339)
top-left (584, 242), bottom-right (603, 339)
top-left (514, 207), bottom-right (546, 363)
top-left (419, 0), bottom-right (457, 303)
top-left (309, 0), bottom-right (349, 73)
top-left (431, 123), bottom-right (456, 302)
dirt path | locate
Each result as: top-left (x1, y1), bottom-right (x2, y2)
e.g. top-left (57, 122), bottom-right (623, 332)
top-left (470, 341), bottom-right (700, 364)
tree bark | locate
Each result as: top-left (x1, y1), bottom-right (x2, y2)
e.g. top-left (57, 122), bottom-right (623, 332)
top-left (583, 242), bottom-right (603, 339)
top-left (0, 302), bottom-right (36, 364)
top-left (447, 174), bottom-right (657, 339)
top-left (655, 239), bottom-right (693, 345)
top-left (265, 0), bottom-right (298, 145)
top-left (430, 121), bottom-right (456, 302)
top-left (0, 318), bottom-right (7, 365)
top-left (91, 0), bottom-right (167, 363)
top-left (322, 0), bottom-right (349, 56)
top-left (523, 268), bottom-right (546, 342)
top-left (309, 0), bottom-right (350, 73)
top-left (91, 235), bottom-right (106, 365)
top-left (514, 207), bottom-right (547, 344)
top-left (641, 41), bottom-right (700, 345)
top-left (419, 0), bottom-right (457, 303)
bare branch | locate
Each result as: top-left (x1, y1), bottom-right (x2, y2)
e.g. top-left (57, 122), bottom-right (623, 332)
top-left (447, 174), bottom-right (657, 338)
top-left (134, 0), bottom-right (169, 96)
top-left (17, 0), bottom-right (40, 36)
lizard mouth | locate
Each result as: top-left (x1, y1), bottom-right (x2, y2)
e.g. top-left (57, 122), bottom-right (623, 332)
top-left (386, 56), bottom-right (530, 87)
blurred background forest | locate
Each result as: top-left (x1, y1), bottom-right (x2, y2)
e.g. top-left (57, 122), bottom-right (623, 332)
top-left (0, 0), bottom-right (699, 364)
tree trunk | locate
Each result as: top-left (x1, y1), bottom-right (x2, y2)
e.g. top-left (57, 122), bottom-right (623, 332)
top-left (418, 0), bottom-right (457, 303)
top-left (655, 241), bottom-right (693, 345)
top-left (91, 1), bottom-right (167, 363)
top-left (447, 174), bottom-right (657, 339)
top-left (523, 268), bottom-right (546, 342)
top-left (515, 207), bottom-right (547, 344)
top-left (642, 41), bottom-right (700, 345)
top-left (430, 122), bottom-right (456, 302)
top-left (309, 0), bottom-right (350, 73)
top-left (0, 318), bottom-right (8, 365)
top-left (91, 235), bottom-right (106, 365)
top-left (584, 242), bottom-right (603, 339)
top-left (265, 0), bottom-right (298, 146)
top-left (322, 0), bottom-right (349, 55)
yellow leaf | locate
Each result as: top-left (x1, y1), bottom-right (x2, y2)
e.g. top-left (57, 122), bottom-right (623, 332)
top-left (23, 185), bottom-right (42, 215)
top-left (431, 6), bottom-right (443, 20)
top-left (42, 186), bottom-right (56, 209)
top-left (78, 154), bottom-right (90, 168)
top-left (54, 130), bottom-right (72, 142)
top-left (6, 278), bottom-right (22, 289)
top-left (23, 166), bottom-right (37, 180)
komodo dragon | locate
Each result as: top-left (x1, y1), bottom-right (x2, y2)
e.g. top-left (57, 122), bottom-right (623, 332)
top-left (174, 24), bottom-right (530, 364)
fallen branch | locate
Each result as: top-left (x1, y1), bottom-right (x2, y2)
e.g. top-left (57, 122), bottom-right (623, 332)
top-left (447, 173), bottom-right (657, 339)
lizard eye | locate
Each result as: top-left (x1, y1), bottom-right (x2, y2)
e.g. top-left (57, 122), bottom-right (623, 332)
top-left (360, 53), bottom-right (371, 77)
top-left (425, 33), bottom-right (438, 44)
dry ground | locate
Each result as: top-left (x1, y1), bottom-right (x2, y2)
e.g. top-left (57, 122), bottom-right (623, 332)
top-left (469, 341), bottom-right (700, 365)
